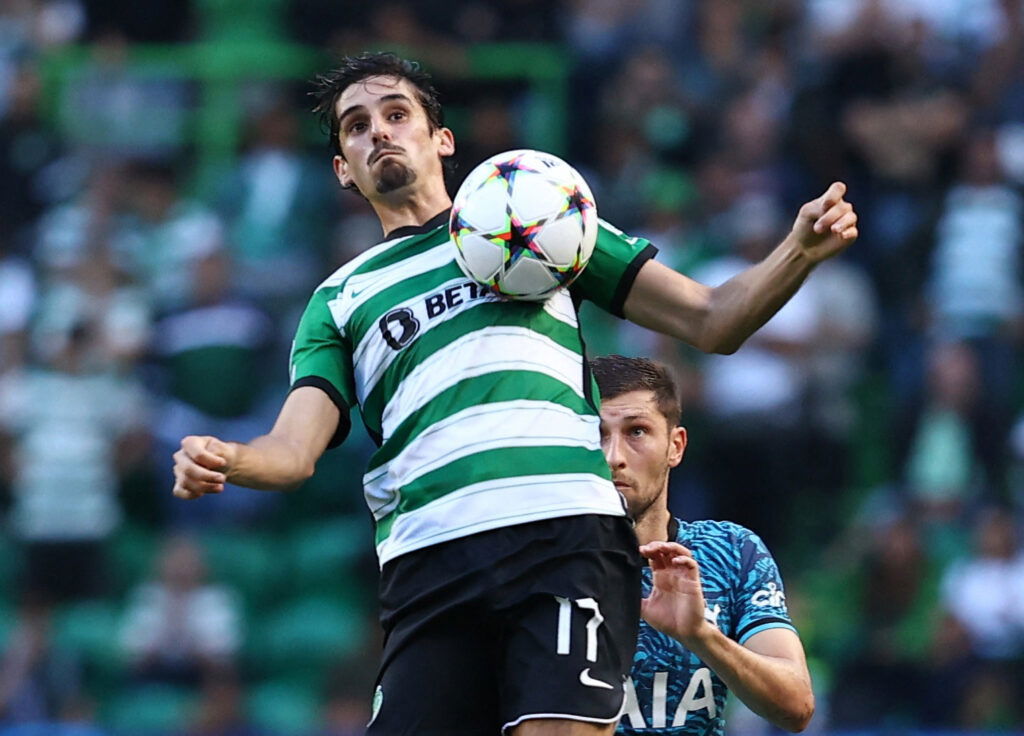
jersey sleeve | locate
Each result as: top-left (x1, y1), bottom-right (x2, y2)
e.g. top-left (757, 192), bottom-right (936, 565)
top-left (571, 219), bottom-right (657, 317)
top-left (289, 289), bottom-right (356, 448)
top-left (731, 526), bottom-right (797, 645)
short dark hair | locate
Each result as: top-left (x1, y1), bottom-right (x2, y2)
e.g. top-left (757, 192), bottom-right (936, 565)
top-left (310, 51), bottom-right (445, 158)
top-left (590, 355), bottom-right (682, 427)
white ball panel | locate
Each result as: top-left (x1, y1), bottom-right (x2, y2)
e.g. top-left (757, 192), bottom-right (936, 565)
top-left (455, 178), bottom-right (509, 233)
top-left (508, 171), bottom-right (569, 223)
top-left (532, 216), bottom-right (584, 267)
top-left (457, 234), bottom-right (505, 281)
top-left (500, 257), bottom-right (559, 299)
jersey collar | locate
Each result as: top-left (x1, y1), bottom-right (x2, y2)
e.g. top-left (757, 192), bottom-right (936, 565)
top-left (384, 209), bottom-right (450, 240)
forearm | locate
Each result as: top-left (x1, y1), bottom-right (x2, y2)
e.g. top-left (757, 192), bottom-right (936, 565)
top-left (226, 433), bottom-right (317, 491)
top-left (681, 625), bottom-right (813, 732)
top-left (701, 236), bottom-right (814, 354)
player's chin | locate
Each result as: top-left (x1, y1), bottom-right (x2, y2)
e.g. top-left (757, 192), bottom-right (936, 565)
top-left (375, 160), bottom-right (416, 194)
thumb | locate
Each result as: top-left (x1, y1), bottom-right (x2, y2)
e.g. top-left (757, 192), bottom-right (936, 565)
top-left (204, 438), bottom-right (236, 471)
top-left (205, 437), bottom-right (229, 456)
top-left (183, 435), bottom-right (231, 471)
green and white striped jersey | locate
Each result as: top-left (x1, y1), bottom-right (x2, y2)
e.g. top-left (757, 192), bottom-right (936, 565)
top-left (290, 210), bottom-right (656, 565)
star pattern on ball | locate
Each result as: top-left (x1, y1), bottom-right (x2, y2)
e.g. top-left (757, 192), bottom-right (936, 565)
top-left (487, 154), bottom-right (541, 190)
top-left (504, 207), bottom-right (548, 265)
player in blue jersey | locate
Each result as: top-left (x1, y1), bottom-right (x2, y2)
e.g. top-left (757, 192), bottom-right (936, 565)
top-left (591, 355), bottom-right (814, 734)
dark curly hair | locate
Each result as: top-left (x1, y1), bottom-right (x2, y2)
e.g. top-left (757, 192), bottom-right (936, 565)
top-left (310, 51), bottom-right (445, 158)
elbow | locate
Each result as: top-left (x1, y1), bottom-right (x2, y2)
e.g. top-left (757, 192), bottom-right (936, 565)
top-left (781, 692), bottom-right (815, 733)
top-left (697, 331), bottom-right (743, 355)
top-left (292, 460), bottom-right (316, 488)
top-left (692, 314), bottom-right (744, 354)
top-left (279, 459), bottom-right (315, 492)
top-left (710, 338), bottom-right (742, 355)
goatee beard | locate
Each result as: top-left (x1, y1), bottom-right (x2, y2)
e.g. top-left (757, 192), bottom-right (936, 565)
top-left (376, 159), bottom-right (416, 194)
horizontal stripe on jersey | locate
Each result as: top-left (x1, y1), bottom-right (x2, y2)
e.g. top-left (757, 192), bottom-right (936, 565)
top-left (363, 400), bottom-right (604, 518)
top-left (377, 471), bottom-right (626, 560)
top-left (290, 215), bottom-right (654, 565)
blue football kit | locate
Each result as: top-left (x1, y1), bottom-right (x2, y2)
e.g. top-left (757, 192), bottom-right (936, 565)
top-left (618, 518), bottom-right (795, 735)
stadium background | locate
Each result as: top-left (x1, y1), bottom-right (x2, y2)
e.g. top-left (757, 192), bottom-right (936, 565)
top-left (0, 0), bottom-right (1023, 733)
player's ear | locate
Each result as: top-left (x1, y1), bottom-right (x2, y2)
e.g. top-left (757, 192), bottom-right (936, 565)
top-left (668, 426), bottom-right (686, 468)
top-left (436, 127), bottom-right (455, 157)
top-left (333, 155), bottom-right (353, 189)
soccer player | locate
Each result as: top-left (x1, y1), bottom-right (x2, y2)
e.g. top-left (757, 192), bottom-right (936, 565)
top-left (591, 355), bottom-right (814, 734)
top-left (171, 52), bottom-right (854, 736)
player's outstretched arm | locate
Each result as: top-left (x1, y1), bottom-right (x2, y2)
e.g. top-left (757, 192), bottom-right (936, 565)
top-left (640, 541), bottom-right (815, 733)
top-left (624, 182), bottom-right (858, 354)
top-left (172, 386), bottom-right (340, 498)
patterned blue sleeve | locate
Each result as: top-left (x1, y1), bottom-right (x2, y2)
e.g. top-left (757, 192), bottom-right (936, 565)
top-left (731, 526), bottom-right (796, 645)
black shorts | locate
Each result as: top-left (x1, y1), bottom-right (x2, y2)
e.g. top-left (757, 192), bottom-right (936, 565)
top-left (367, 513), bottom-right (643, 735)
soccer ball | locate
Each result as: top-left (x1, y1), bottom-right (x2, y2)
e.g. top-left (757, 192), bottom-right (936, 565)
top-left (449, 149), bottom-right (597, 301)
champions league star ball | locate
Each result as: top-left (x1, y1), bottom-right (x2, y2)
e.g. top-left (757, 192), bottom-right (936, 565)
top-left (450, 149), bottom-right (598, 301)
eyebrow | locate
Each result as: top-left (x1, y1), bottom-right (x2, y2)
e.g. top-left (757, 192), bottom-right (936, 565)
top-left (622, 414), bottom-right (655, 422)
top-left (338, 93), bottom-right (414, 127)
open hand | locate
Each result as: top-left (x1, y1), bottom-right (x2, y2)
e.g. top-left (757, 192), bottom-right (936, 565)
top-left (639, 541), bottom-right (708, 643)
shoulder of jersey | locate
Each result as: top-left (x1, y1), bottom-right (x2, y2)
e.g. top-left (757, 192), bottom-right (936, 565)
top-left (677, 518), bottom-right (754, 545)
top-left (311, 232), bottom-right (428, 296)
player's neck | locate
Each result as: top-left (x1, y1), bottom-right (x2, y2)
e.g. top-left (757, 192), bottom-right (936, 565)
top-left (372, 187), bottom-right (452, 236)
top-left (634, 503), bottom-right (673, 546)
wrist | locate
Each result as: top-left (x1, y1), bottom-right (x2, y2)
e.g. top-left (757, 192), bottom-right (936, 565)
top-left (780, 233), bottom-right (816, 268)
top-left (677, 618), bottom-right (718, 651)
top-left (221, 442), bottom-right (241, 480)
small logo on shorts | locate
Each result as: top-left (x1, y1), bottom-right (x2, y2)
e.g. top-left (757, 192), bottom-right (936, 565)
top-left (579, 668), bottom-right (615, 690)
top-left (368, 685), bottom-right (384, 726)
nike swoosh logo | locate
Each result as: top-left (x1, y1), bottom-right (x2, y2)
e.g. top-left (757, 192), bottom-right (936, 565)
top-left (579, 668), bottom-right (615, 690)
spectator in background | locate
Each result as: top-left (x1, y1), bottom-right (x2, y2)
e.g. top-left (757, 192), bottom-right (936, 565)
top-left (804, 253), bottom-right (878, 497)
top-left (150, 251), bottom-right (278, 528)
top-left (30, 246), bottom-right (151, 374)
top-left (120, 535), bottom-right (242, 688)
top-left (691, 193), bottom-right (820, 550)
top-left (217, 99), bottom-right (335, 320)
top-left (941, 508), bottom-right (1024, 660)
top-left (117, 159), bottom-right (225, 314)
top-left (0, 64), bottom-right (67, 241)
top-left (829, 517), bottom-right (939, 729)
top-left (0, 0), bottom-right (85, 85)
top-left (449, 96), bottom-right (522, 181)
top-left (925, 129), bottom-right (1023, 489)
top-left (0, 320), bottom-right (148, 604)
top-left (971, 0), bottom-right (1024, 125)
top-left (186, 679), bottom-right (263, 736)
top-left (900, 342), bottom-right (986, 558)
top-left (0, 591), bottom-right (87, 728)
top-left (591, 49), bottom-right (688, 229)
top-left (64, 29), bottom-right (189, 157)
top-left (34, 162), bottom-right (126, 278)
top-left (937, 508), bottom-right (1024, 728)
top-left (0, 229), bottom-right (35, 374)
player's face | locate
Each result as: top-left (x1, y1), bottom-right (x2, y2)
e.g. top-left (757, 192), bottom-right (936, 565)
top-left (599, 390), bottom-right (686, 521)
top-left (332, 75), bottom-right (454, 199)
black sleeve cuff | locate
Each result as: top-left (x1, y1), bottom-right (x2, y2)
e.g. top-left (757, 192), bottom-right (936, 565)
top-left (610, 243), bottom-right (658, 319)
top-left (734, 616), bottom-right (792, 643)
top-left (290, 376), bottom-right (352, 449)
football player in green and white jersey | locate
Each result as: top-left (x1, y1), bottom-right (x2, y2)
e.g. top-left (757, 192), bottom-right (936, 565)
top-left (172, 52), bottom-right (858, 736)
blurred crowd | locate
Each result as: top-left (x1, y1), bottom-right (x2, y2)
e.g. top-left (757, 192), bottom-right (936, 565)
top-left (1, 0), bottom-right (1024, 733)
